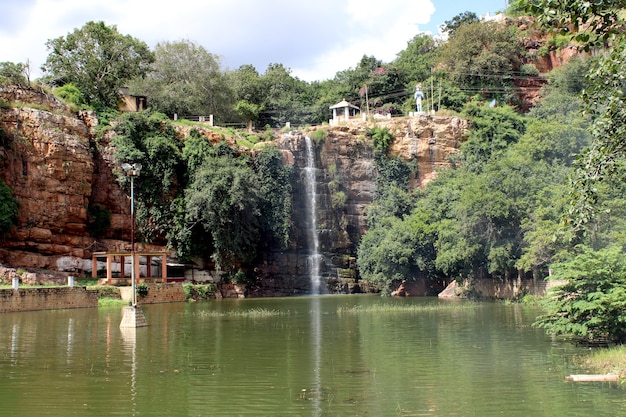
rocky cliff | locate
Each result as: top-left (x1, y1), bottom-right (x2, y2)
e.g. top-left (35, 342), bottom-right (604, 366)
top-left (265, 115), bottom-right (468, 294)
top-left (0, 85), bottom-right (467, 292)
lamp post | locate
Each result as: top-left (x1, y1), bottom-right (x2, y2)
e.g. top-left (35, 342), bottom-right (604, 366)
top-left (122, 162), bottom-right (142, 306)
top-left (120, 163), bottom-right (147, 328)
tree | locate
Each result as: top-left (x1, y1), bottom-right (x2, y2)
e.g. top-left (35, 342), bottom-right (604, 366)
top-left (437, 21), bottom-right (522, 102)
top-left (185, 152), bottom-right (262, 269)
top-left (253, 146), bottom-right (293, 249)
top-left (42, 21), bottom-right (154, 110)
top-left (519, 0), bottom-right (626, 229)
top-left (258, 63), bottom-right (314, 126)
top-left (535, 245), bottom-right (626, 344)
top-left (393, 34), bottom-right (437, 85)
top-left (517, 0), bottom-right (624, 50)
top-left (441, 11), bottom-right (480, 39)
top-left (0, 61), bottom-right (30, 86)
top-left (130, 39), bottom-right (233, 120)
top-left (234, 100), bottom-right (264, 132)
top-left (111, 111), bottom-right (184, 243)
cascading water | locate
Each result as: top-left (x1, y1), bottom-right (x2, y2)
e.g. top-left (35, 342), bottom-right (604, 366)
top-left (304, 136), bottom-right (322, 295)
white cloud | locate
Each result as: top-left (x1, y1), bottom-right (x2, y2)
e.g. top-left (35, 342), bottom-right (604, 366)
top-left (0, 0), bottom-right (436, 82)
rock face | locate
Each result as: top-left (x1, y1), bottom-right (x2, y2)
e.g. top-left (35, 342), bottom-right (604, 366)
top-left (0, 86), bottom-right (96, 270)
top-left (0, 85), bottom-right (467, 294)
top-left (264, 115), bottom-right (468, 294)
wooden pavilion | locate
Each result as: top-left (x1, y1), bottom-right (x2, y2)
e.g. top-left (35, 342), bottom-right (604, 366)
top-left (91, 251), bottom-right (172, 284)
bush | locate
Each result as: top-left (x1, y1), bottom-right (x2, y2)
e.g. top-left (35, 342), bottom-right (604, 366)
top-left (54, 83), bottom-right (88, 110)
top-left (183, 283), bottom-right (217, 300)
top-left (136, 283), bottom-right (149, 297)
top-left (309, 128), bottom-right (327, 143)
top-left (520, 63), bottom-right (540, 76)
top-left (535, 245), bottom-right (626, 344)
top-left (366, 126), bottom-right (394, 155)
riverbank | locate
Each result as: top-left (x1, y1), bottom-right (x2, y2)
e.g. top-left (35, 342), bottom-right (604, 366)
top-left (573, 345), bottom-right (626, 380)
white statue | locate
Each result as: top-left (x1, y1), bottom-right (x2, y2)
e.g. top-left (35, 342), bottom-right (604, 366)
top-left (414, 85), bottom-right (425, 113)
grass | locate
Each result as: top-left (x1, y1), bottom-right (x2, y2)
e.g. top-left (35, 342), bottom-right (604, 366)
top-left (98, 297), bottom-right (128, 308)
top-left (198, 308), bottom-right (286, 318)
top-left (573, 345), bottom-right (626, 379)
top-left (337, 301), bottom-right (479, 315)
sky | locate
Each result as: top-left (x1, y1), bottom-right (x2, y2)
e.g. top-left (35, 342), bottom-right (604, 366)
top-left (0, 0), bottom-right (509, 82)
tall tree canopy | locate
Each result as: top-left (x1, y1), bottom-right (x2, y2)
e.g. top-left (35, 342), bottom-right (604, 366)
top-left (42, 21), bottom-right (154, 110)
top-left (437, 21), bottom-right (522, 101)
top-left (129, 39), bottom-right (233, 120)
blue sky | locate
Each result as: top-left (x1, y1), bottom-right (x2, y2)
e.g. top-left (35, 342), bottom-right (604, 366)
top-left (1, 0), bottom-right (509, 82)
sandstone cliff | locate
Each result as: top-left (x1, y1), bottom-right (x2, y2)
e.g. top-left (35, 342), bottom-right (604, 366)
top-left (0, 85), bottom-right (467, 292)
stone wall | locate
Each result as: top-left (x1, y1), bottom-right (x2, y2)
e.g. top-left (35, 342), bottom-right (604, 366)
top-left (119, 283), bottom-right (186, 304)
top-left (0, 287), bottom-right (98, 312)
top-left (439, 278), bottom-right (549, 299)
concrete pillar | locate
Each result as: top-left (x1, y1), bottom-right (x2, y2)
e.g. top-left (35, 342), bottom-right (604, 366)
top-left (68, 276), bottom-right (74, 288)
top-left (12, 278), bottom-right (19, 290)
top-left (106, 256), bottom-right (112, 284)
top-left (161, 254), bottom-right (167, 283)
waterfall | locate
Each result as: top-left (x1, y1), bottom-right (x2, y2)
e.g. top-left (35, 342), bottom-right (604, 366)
top-left (304, 136), bottom-right (322, 295)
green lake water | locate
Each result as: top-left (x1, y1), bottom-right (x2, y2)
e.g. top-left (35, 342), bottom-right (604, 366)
top-left (1, 295), bottom-right (625, 416)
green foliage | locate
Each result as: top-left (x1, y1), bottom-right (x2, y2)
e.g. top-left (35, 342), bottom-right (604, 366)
top-left (42, 21), bottom-right (154, 110)
top-left (136, 282), bottom-right (149, 297)
top-left (357, 211), bottom-right (436, 294)
top-left (366, 126), bottom-right (394, 156)
top-left (331, 191), bottom-right (347, 210)
top-left (309, 128), bottom-right (327, 143)
top-left (183, 283), bottom-right (217, 300)
top-left (393, 34), bottom-right (437, 87)
top-left (87, 204), bottom-right (111, 237)
top-left (0, 61), bottom-right (29, 86)
top-left (184, 150), bottom-right (262, 268)
top-left (519, 63), bottom-right (539, 76)
top-left (441, 11), bottom-right (480, 39)
top-left (0, 178), bottom-right (19, 234)
top-left (461, 104), bottom-right (526, 171)
top-left (53, 83), bottom-right (88, 110)
top-left (437, 21), bottom-right (523, 103)
top-left (253, 146), bottom-right (293, 249)
top-left (535, 245), bottom-right (626, 344)
top-left (234, 100), bottom-right (264, 126)
top-left (518, 0), bottom-right (623, 50)
top-left (111, 111), bottom-right (184, 243)
top-left (130, 40), bottom-right (233, 120)
top-left (88, 285), bottom-right (121, 299)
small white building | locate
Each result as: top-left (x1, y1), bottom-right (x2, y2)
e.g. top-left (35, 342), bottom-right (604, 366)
top-left (329, 99), bottom-right (360, 125)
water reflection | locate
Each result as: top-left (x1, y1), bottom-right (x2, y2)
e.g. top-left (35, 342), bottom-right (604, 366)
top-left (311, 297), bottom-right (322, 416)
top-left (120, 326), bottom-right (138, 417)
top-left (10, 323), bottom-right (19, 365)
top-left (66, 318), bottom-right (74, 363)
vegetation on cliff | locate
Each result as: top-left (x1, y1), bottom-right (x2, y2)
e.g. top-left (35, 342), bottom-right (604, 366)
top-left (108, 111), bottom-right (292, 276)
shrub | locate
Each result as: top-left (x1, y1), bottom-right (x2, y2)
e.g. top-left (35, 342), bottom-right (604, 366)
top-left (183, 283), bottom-right (217, 300)
top-left (309, 128), bottom-right (327, 143)
top-left (366, 126), bottom-right (394, 155)
top-left (53, 83), bottom-right (88, 110)
top-left (520, 63), bottom-right (540, 76)
top-left (534, 245), bottom-right (626, 344)
top-left (136, 282), bottom-right (149, 297)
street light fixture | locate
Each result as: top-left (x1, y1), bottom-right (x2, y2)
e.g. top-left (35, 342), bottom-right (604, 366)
top-left (121, 163), bottom-right (142, 306)
top-left (120, 162), bottom-right (147, 328)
